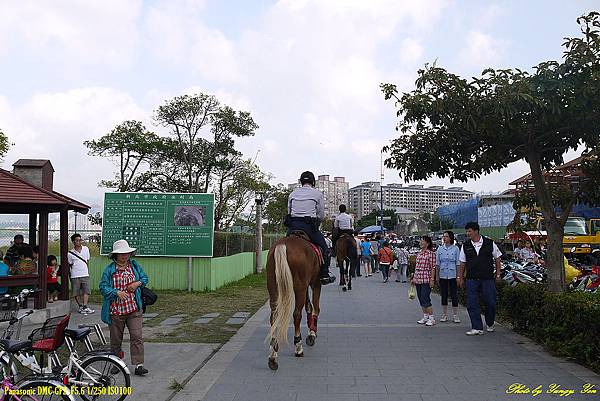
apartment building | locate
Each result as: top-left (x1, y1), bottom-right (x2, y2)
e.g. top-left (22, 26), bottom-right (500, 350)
top-left (348, 182), bottom-right (473, 219)
top-left (288, 175), bottom-right (349, 218)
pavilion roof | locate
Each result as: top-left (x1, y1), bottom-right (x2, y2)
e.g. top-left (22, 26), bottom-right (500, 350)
top-left (0, 168), bottom-right (90, 214)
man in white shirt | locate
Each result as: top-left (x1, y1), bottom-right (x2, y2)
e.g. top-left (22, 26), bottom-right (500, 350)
top-left (332, 204), bottom-right (354, 248)
top-left (67, 233), bottom-right (94, 315)
top-left (458, 222), bottom-right (502, 336)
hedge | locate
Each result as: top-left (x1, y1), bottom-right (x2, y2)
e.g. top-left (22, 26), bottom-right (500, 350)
top-left (497, 284), bottom-right (600, 373)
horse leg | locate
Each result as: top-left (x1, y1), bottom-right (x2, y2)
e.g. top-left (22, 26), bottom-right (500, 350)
top-left (293, 293), bottom-right (305, 357)
top-left (268, 300), bottom-right (279, 370)
top-left (306, 284), bottom-right (321, 346)
top-left (347, 258), bottom-right (353, 290)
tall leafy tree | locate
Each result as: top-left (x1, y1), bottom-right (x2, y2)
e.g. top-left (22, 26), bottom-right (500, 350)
top-left (212, 157), bottom-right (270, 229)
top-left (355, 209), bottom-right (396, 232)
top-left (154, 94), bottom-right (257, 193)
top-left (84, 121), bottom-right (161, 192)
top-left (0, 129), bottom-right (11, 160)
top-left (263, 184), bottom-right (292, 233)
top-left (428, 213), bottom-right (454, 232)
top-left (381, 12), bottom-right (600, 292)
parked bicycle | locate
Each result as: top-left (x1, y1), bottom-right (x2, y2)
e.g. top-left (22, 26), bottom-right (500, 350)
top-left (0, 290), bottom-right (130, 401)
top-left (0, 290), bottom-right (75, 401)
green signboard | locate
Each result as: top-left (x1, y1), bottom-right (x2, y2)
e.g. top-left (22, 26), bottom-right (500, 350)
top-left (101, 192), bottom-right (215, 257)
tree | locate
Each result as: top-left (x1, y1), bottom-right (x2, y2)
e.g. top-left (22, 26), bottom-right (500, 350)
top-left (0, 129), bottom-right (11, 160)
top-left (428, 212), bottom-right (454, 232)
top-left (212, 157), bottom-right (270, 230)
top-left (381, 12), bottom-right (600, 292)
top-left (355, 209), bottom-right (396, 232)
top-left (320, 218), bottom-right (334, 233)
top-left (84, 121), bottom-right (161, 192)
top-left (154, 94), bottom-right (258, 193)
top-left (87, 212), bottom-right (103, 226)
top-left (263, 185), bottom-right (291, 233)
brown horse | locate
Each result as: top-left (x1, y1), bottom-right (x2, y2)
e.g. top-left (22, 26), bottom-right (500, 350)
top-left (266, 232), bottom-right (322, 370)
top-left (335, 234), bottom-right (357, 292)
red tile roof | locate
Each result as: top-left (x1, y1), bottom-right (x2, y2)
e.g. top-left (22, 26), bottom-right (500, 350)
top-left (0, 168), bottom-right (89, 213)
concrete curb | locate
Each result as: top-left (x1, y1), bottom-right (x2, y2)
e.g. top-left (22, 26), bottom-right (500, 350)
top-left (169, 302), bottom-right (270, 401)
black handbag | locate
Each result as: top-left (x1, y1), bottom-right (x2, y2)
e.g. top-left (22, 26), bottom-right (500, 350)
top-left (129, 260), bottom-right (157, 312)
top-left (141, 287), bottom-right (157, 307)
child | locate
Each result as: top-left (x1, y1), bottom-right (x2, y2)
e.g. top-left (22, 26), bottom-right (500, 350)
top-left (47, 255), bottom-right (61, 302)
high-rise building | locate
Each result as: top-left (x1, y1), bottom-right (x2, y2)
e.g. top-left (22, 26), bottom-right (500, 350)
top-left (348, 182), bottom-right (473, 219)
top-left (288, 175), bottom-right (349, 218)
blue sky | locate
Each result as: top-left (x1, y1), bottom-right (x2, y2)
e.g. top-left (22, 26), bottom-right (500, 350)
top-left (0, 0), bottom-right (597, 207)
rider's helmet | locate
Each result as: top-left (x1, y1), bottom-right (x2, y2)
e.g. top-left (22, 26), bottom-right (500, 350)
top-left (339, 204), bottom-right (347, 213)
top-left (299, 171), bottom-right (316, 187)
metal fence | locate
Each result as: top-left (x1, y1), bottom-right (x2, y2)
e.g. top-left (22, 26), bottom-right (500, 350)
top-left (0, 224), bottom-right (285, 258)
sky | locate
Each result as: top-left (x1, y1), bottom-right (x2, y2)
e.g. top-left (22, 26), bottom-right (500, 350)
top-left (0, 0), bottom-right (597, 209)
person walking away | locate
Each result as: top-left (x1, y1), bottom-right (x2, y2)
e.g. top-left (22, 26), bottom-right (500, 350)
top-left (378, 241), bottom-right (394, 283)
top-left (67, 233), bottom-right (94, 315)
top-left (412, 236), bottom-right (437, 326)
top-left (100, 239), bottom-right (149, 376)
top-left (354, 233), bottom-right (362, 277)
top-left (458, 222), bottom-right (503, 335)
top-left (370, 237), bottom-right (380, 273)
top-left (47, 255), bottom-right (61, 303)
top-left (286, 171), bottom-right (335, 285)
top-left (436, 231), bottom-right (461, 323)
top-left (395, 246), bottom-right (409, 283)
top-left (360, 239), bottom-right (372, 277)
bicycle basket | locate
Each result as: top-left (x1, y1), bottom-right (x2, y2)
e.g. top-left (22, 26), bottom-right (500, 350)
top-left (29, 314), bottom-right (70, 352)
top-left (0, 297), bottom-right (18, 322)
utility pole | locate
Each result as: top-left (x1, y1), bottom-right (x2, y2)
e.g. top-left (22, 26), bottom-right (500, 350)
top-left (380, 150), bottom-right (384, 233)
top-left (255, 193), bottom-right (264, 273)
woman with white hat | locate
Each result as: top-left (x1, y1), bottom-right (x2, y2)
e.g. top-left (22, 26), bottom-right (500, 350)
top-left (99, 239), bottom-right (149, 376)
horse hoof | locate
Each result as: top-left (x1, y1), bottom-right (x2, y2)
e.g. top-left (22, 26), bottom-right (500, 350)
top-left (268, 358), bottom-right (279, 370)
top-left (306, 335), bottom-right (316, 346)
top-left (295, 352), bottom-right (304, 357)
top-left (348, 286), bottom-right (352, 290)
top-left (342, 286), bottom-right (347, 292)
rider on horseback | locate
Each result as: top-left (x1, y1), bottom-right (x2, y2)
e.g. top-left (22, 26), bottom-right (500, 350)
top-left (286, 171), bottom-right (336, 285)
top-left (332, 204), bottom-right (355, 248)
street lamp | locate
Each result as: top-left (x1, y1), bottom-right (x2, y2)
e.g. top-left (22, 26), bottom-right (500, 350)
top-left (255, 192), bottom-right (264, 273)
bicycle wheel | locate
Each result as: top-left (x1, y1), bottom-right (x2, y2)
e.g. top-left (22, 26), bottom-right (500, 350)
top-left (8, 379), bottom-right (75, 401)
top-left (76, 355), bottom-right (131, 401)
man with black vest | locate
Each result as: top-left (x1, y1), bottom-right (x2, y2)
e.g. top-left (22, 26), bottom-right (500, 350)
top-left (458, 222), bottom-right (502, 336)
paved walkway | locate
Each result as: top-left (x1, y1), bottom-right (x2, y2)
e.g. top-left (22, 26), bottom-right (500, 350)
top-left (173, 272), bottom-right (600, 401)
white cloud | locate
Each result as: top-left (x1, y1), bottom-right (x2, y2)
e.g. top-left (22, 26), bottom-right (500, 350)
top-left (459, 30), bottom-right (508, 71)
top-left (143, 0), bottom-right (242, 85)
top-left (0, 88), bottom-right (146, 199)
top-left (0, 0), bottom-right (142, 67)
top-left (399, 38), bottom-right (424, 63)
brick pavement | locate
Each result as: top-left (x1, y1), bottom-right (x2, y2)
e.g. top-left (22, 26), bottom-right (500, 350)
top-left (173, 273), bottom-right (600, 401)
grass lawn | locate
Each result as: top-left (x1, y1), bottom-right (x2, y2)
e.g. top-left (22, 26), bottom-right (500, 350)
top-left (89, 273), bottom-right (268, 344)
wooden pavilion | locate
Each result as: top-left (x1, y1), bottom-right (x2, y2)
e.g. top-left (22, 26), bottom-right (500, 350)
top-left (0, 160), bottom-right (90, 309)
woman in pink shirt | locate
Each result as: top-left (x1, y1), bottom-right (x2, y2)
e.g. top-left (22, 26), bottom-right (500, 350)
top-left (411, 236), bottom-right (437, 326)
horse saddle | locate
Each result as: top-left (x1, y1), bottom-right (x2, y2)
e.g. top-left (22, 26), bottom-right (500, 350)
top-left (289, 230), bottom-right (324, 265)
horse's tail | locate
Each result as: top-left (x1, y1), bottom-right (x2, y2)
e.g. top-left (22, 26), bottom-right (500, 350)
top-left (270, 243), bottom-right (294, 346)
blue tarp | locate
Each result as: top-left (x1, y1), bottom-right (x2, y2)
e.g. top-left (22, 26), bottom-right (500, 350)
top-left (437, 199), bottom-right (479, 228)
top-left (570, 204), bottom-right (600, 219)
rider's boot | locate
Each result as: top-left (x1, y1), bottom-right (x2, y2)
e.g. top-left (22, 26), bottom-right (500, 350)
top-left (320, 250), bottom-right (336, 285)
